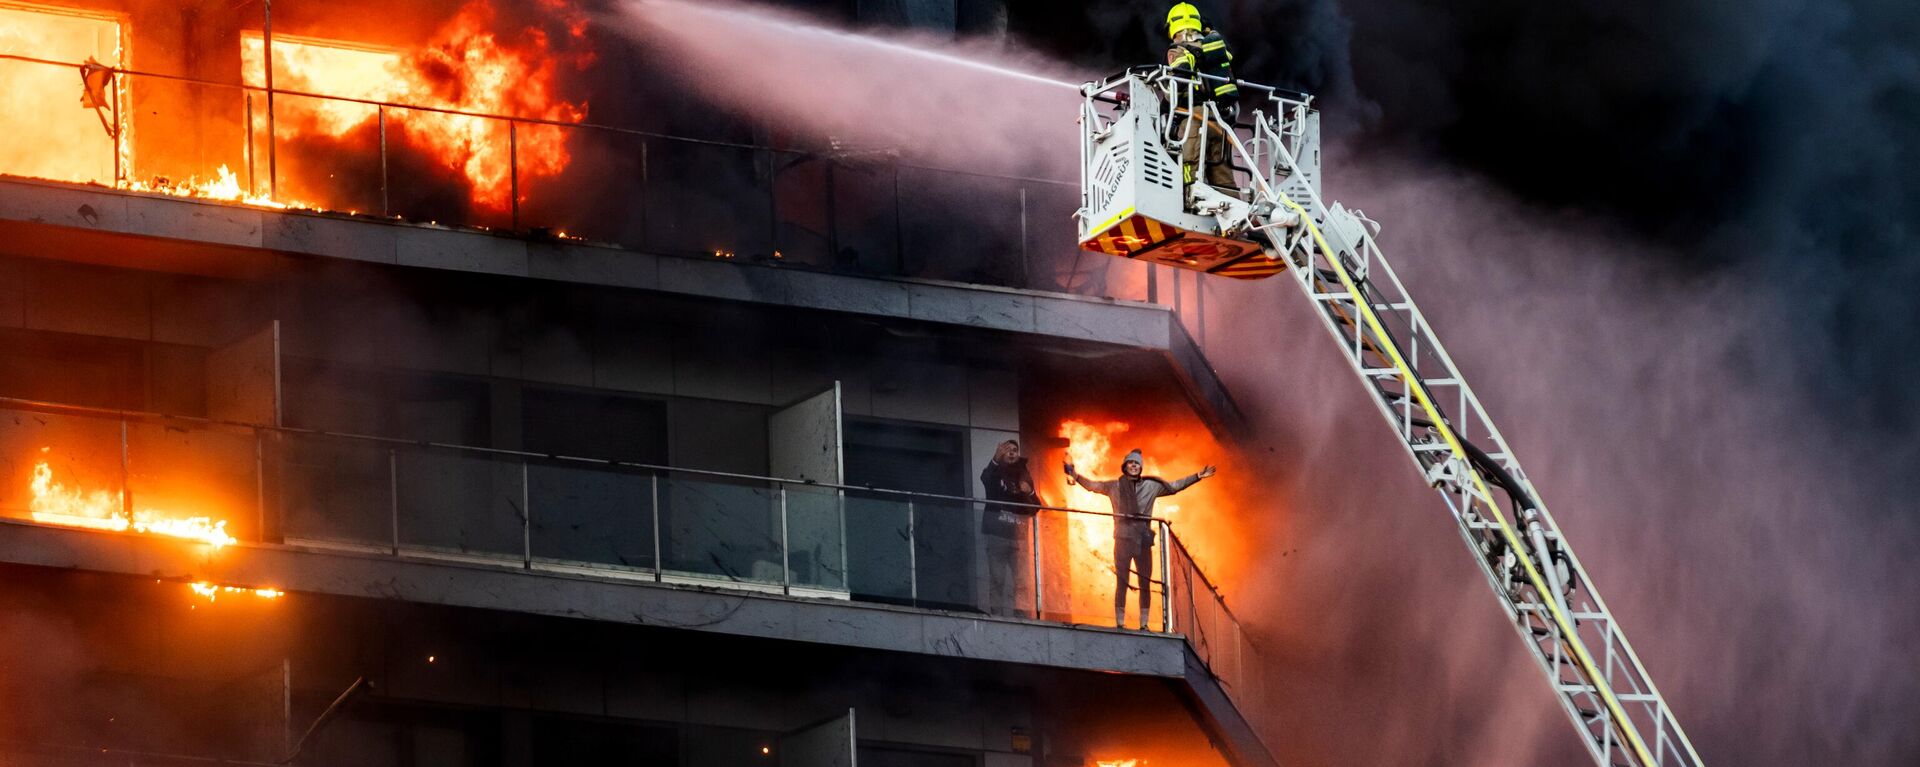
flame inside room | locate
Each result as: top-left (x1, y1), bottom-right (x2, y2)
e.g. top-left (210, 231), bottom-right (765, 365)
top-left (0, 0), bottom-right (594, 222)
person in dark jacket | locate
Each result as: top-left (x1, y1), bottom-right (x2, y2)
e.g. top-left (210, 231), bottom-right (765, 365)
top-left (1065, 448), bottom-right (1215, 629)
top-left (980, 439), bottom-right (1042, 616)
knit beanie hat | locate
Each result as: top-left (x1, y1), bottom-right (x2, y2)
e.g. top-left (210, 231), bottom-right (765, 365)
top-left (1124, 449), bottom-right (1144, 465)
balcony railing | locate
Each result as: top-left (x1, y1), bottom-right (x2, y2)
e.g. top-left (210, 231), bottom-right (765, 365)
top-left (0, 51), bottom-right (1175, 305)
top-left (0, 396), bottom-right (1263, 716)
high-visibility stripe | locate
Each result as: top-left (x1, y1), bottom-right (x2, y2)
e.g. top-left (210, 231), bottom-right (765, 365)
top-left (1089, 207), bottom-right (1135, 237)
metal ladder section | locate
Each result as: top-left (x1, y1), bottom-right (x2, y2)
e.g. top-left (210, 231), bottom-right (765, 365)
top-left (1202, 101), bottom-right (1706, 767)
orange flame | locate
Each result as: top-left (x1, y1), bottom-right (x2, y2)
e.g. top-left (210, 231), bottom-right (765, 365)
top-left (188, 581), bottom-right (282, 602)
top-left (1038, 416), bottom-right (1248, 627)
top-left (1095, 761), bottom-right (1143, 767)
top-left (243, 0), bottom-right (588, 212)
top-left (28, 456), bottom-right (236, 548)
top-left (0, 3), bottom-right (123, 185)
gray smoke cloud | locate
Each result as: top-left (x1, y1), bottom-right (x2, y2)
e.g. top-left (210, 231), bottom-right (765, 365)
top-left (1211, 150), bottom-right (1920, 764)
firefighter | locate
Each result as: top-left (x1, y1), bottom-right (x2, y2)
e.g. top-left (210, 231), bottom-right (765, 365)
top-left (1065, 448), bottom-right (1215, 630)
top-left (1165, 2), bottom-right (1240, 190)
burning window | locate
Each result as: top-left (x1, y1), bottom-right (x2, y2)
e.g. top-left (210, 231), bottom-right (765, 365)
top-left (0, 2), bottom-right (123, 184)
top-left (240, 31), bottom-right (400, 137)
top-left (237, 1), bottom-right (587, 215)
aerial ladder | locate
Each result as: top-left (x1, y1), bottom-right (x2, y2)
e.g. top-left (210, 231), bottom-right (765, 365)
top-left (1076, 66), bottom-right (1705, 767)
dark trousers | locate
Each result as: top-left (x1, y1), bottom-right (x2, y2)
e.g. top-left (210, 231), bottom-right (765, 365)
top-left (1113, 535), bottom-right (1155, 628)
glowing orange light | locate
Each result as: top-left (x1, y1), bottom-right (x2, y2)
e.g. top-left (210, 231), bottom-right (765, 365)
top-left (1039, 416), bottom-right (1242, 627)
top-left (1095, 760), bottom-right (1143, 767)
top-left (0, 4), bottom-right (122, 185)
top-left (28, 453), bottom-right (237, 548)
top-left (187, 581), bottom-right (282, 601)
top-left (240, 0), bottom-right (589, 213)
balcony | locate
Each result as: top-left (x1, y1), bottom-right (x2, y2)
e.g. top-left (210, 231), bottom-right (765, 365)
top-left (0, 395), bottom-right (1270, 763)
top-left (0, 46), bottom-right (1168, 301)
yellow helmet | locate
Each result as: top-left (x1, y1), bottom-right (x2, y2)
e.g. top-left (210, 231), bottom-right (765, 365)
top-left (1166, 2), bottom-right (1203, 39)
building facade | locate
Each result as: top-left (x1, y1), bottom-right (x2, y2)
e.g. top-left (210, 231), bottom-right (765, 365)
top-left (0, 1), bottom-right (1273, 765)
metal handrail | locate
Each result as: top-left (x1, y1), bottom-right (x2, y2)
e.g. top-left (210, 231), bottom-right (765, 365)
top-left (0, 390), bottom-right (1260, 712)
top-left (0, 394), bottom-right (1108, 520)
top-left (0, 395), bottom-right (1232, 585)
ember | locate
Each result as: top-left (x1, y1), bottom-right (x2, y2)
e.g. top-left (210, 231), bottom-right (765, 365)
top-left (28, 453), bottom-right (237, 548)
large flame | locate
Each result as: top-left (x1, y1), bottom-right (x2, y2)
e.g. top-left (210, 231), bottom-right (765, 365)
top-left (1039, 417), bottom-right (1248, 627)
top-left (28, 455), bottom-right (236, 548)
top-left (0, 1), bottom-right (587, 216)
top-left (242, 0), bottom-right (588, 212)
top-left (0, 3), bottom-right (122, 185)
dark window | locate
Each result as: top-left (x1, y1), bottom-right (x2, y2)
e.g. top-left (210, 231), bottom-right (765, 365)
top-left (522, 387), bottom-right (668, 463)
top-left (843, 419), bottom-right (976, 611)
top-left (843, 419), bottom-right (966, 495)
top-left (282, 358), bottom-right (490, 444)
top-left (858, 745), bottom-right (977, 767)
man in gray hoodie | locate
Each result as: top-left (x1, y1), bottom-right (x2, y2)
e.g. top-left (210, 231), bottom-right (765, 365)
top-left (1065, 448), bottom-right (1215, 629)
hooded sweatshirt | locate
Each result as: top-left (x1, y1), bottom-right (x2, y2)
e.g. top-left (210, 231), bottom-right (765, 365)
top-left (1068, 451), bottom-right (1201, 541)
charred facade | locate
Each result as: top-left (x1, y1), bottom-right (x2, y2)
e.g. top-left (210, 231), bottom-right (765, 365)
top-left (0, 2), bottom-right (1273, 766)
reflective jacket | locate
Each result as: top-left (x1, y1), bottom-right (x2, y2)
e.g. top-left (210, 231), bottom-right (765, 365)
top-left (1169, 31), bottom-right (1239, 102)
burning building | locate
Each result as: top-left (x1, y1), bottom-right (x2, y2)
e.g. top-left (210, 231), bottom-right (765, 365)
top-left (0, 1), bottom-right (1273, 765)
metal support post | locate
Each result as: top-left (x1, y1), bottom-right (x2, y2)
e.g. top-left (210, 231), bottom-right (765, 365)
top-left (1031, 511), bottom-right (1044, 619)
top-left (110, 73), bottom-right (122, 186)
top-left (508, 121), bottom-right (519, 230)
top-left (245, 95), bottom-right (255, 194)
top-left (1018, 186), bottom-right (1030, 287)
top-left (387, 449), bottom-right (399, 555)
top-left (837, 489), bottom-right (848, 590)
top-left (1159, 521), bottom-right (1174, 633)
top-left (255, 431), bottom-right (267, 543)
top-left (779, 484), bottom-right (791, 595)
top-left (118, 419), bottom-right (131, 517)
top-left (905, 500), bottom-right (918, 604)
top-left (650, 473), bottom-right (663, 582)
top-left (263, 0), bottom-right (277, 200)
top-left (520, 461), bottom-right (531, 569)
top-left (377, 106), bottom-right (388, 216)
